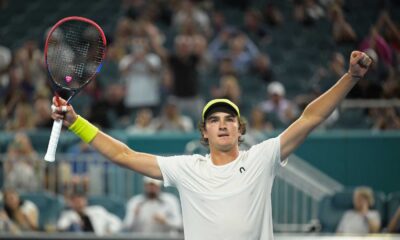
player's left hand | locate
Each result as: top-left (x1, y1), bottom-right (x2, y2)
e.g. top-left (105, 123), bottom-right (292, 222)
top-left (348, 51), bottom-right (373, 80)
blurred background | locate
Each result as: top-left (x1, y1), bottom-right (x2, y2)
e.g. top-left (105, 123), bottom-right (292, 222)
top-left (0, 0), bottom-right (400, 239)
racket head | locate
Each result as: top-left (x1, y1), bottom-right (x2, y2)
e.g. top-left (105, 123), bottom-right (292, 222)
top-left (44, 16), bottom-right (107, 92)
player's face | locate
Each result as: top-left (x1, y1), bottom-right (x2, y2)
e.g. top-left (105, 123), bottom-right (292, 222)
top-left (203, 112), bottom-right (241, 152)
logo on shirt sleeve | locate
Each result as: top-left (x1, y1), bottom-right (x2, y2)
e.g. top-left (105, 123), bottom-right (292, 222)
top-left (239, 167), bottom-right (246, 173)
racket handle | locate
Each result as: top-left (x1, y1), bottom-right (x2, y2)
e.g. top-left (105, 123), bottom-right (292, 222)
top-left (44, 119), bottom-right (63, 162)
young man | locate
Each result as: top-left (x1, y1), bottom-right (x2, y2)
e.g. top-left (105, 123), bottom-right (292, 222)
top-left (52, 51), bottom-right (372, 239)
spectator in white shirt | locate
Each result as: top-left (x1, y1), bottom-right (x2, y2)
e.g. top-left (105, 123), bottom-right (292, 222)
top-left (336, 186), bottom-right (381, 234)
top-left (0, 187), bottom-right (38, 232)
top-left (57, 191), bottom-right (122, 235)
top-left (119, 37), bottom-right (162, 113)
top-left (260, 81), bottom-right (299, 127)
top-left (154, 97), bottom-right (194, 133)
top-left (123, 177), bottom-right (182, 233)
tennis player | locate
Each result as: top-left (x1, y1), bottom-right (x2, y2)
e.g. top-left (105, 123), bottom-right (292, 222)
top-left (52, 51), bottom-right (371, 240)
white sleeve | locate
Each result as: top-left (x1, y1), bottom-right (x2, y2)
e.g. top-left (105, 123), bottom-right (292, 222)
top-left (157, 155), bottom-right (195, 187)
top-left (247, 136), bottom-right (282, 176)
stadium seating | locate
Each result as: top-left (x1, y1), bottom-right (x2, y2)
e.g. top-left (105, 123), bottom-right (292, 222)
top-left (0, 0), bottom-right (120, 50)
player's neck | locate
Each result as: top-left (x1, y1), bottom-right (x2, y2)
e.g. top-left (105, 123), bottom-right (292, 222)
top-left (210, 148), bottom-right (239, 166)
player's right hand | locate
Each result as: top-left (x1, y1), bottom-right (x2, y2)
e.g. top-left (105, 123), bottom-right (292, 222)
top-left (51, 96), bottom-right (78, 127)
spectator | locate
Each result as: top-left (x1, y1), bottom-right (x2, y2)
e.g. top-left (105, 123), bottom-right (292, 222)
top-left (368, 107), bottom-right (400, 131)
top-left (3, 132), bottom-right (43, 192)
top-left (328, 4), bottom-right (357, 44)
top-left (293, 0), bottom-right (325, 26)
top-left (172, 0), bottom-right (211, 37)
top-left (312, 52), bottom-right (346, 92)
top-left (382, 76), bottom-right (400, 99)
top-left (336, 186), bottom-right (381, 234)
top-left (375, 10), bottom-right (400, 50)
top-left (242, 9), bottom-right (271, 45)
top-left (127, 108), bottom-right (157, 134)
top-left (211, 75), bottom-right (241, 106)
top-left (259, 81), bottom-right (299, 127)
top-left (247, 106), bottom-right (274, 142)
top-left (251, 54), bottom-right (274, 83)
top-left (248, 106), bottom-right (274, 133)
top-left (64, 142), bottom-right (96, 194)
top-left (388, 206), bottom-right (400, 233)
top-left (5, 102), bottom-right (36, 131)
top-left (210, 10), bottom-right (228, 38)
top-left (208, 28), bottom-right (259, 74)
top-left (163, 35), bottom-right (206, 120)
top-left (375, 11), bottom-right (400, 64)
top-left (0, 45), bottom-right (11, 99)
top-left (122, 0), bottom-right (147, 21)
top-left (153, 97), bottom-right (194, 133)
top-left (262, 3), bottom-right (284, 27)
top-left (57, 191), bottom-right (122, 235)
top-left (359, 26), bottom-right (393, 67)
top-left (96, 44), bottom-right (122, 89)
top-left (88, 83), bottom-right (129, 129)
top-left (113, 17), bottom-right (135, 57)
top-left (0, 187), bottom-right (39, 232)
top-left (10, 40), bottom-right (46, 101)
top-left (123, 177), bottom-right (182, 233)
top-left (119, 36), bottom-right (163, 115)
top-left (1, 66), bottom-right (26, 128)
top-left (218, 57), bottom-right (237, 78)
top-left (175, 18), bottom-right (211, 73)
top-left (143, 18), bottom-right (167, 55)
top-left (33, 90), bottom-right (53, 129)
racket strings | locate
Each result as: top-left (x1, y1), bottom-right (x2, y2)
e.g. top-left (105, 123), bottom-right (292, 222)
top-left (46, 20), bottom-right (105, 90)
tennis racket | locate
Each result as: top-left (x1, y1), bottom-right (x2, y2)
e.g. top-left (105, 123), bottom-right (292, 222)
top-left (44, 16), bottom-right (107, 162)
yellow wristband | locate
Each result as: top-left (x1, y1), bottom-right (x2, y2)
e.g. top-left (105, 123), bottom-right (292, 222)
top-left (68, 115), bottom-right (99, 143)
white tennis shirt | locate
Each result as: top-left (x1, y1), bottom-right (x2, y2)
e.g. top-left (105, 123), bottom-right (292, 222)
top-left (157, 137), bottom-right (285, 240)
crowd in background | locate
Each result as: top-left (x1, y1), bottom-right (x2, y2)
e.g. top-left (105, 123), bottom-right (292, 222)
top-left (0, 0), bottom-right (400, 236)
top-left (0, 0), bottom-right (400, 135)
top-left (0, 178), bottom-right (183, 235)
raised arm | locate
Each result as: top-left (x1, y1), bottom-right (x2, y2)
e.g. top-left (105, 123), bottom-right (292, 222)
top-left (279, 51), bottom-right (372, 160)
top-left (51, 98), bottom-right (162, 179)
